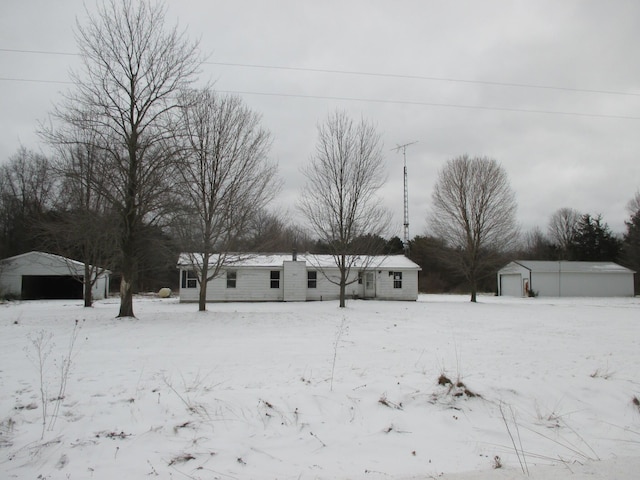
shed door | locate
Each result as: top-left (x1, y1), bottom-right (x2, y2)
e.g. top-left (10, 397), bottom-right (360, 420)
top-left (500, 274), bottom-right (522, 297)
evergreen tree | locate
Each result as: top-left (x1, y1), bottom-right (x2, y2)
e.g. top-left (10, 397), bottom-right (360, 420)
top-left (569, 214), bottom-right (621, 261)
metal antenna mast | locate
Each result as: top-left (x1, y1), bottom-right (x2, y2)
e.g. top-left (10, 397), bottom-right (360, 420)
top-left (393, 141), bottom-right (417, 255)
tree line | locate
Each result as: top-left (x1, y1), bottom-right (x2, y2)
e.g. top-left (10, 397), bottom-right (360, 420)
top-left (1, 0), bottom-right (639, 312)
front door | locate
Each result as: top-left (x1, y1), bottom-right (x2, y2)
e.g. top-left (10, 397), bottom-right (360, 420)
top-left (364, 272), bottom-right (375, 298)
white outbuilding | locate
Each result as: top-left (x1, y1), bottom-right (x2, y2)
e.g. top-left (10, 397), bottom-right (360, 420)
top-left (177, 252), bottom-right (421, 302)
top-left (0, 251), bottom-right (110, 300)
top-left (497, 260), bottom-right (635, 297)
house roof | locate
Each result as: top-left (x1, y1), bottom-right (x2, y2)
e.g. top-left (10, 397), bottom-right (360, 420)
top-left (177, 253), bottom-right (421, 270)
top-left (502, 260), bottom-right (635, 274)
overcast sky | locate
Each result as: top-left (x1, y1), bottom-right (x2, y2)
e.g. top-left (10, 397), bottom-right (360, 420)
top-left (2, 0), bottom-right (639, 237)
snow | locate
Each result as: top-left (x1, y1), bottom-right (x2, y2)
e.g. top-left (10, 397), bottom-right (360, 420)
top-left (177, 252), bottom-right (421, 270)
top-left (1, 294), bottom-right (639, 479)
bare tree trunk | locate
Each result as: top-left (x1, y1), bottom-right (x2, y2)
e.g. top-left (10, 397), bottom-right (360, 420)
top-left (470, 280), bottom-right (477, 303)
top-left (118, 223), bottom-right (136, 317)
top-left (119, 277), bottom-right (134, 317)
top-left (339, 253), bottom-right (347, 307)
top-left (83, 261), bottom-right (92, 307)
top-left (198, 253), bottom-right (209, 312)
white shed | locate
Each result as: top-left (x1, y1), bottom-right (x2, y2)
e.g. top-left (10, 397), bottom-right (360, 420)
top-left (0, 251), bottom-right (110, 300)
top-left (497, 260), bottom-right (635, 297)
top-left (177, 253), bottom-right (421, 302)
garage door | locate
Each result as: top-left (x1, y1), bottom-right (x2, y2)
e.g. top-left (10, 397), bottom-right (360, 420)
top-left (500, 274), bottom-right (522, 297)
top-left (21, 275), bottom-right (83, 300)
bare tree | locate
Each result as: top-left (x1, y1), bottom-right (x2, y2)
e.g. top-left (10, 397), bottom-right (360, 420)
top-left (299, 111), bottom-right (390, 307)
top-left (0, 147), bottom-right (56, 257)
top-left (519, 226), bottom-right (553, 260)
top-left (237, 208), bottom-right (306, 252)
top-left (429, 155), bottom-right (519, 302)
top-left (175, 90), bottom-right (278, 311)
top-left (40, 117), bottom-right (119, 307)
top-left (48, 0), bottom-right (201, 317)
top-left (626, 191), bottom-right (640, 216)
top-left (547, 207), bottom-right (581, 259)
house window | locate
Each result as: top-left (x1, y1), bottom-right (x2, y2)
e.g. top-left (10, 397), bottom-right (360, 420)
top-left (358, 272), bottom-right (363, 285)
top-left (393, 271), bottom-right (402, 289)
top-left (226, 270), bottom-right (237, 289)
top-left (181, 270), bottom-right (197, 289)
top-left (270, 270), bottom-right (280, 289)
top-left (307, 271), bottom-right (317, 288)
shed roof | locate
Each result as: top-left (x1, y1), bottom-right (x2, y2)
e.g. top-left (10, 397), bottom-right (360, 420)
top-left (504, 260), bottom-right (635, 274)
top-left (178, 253), bottom-right (421, 270)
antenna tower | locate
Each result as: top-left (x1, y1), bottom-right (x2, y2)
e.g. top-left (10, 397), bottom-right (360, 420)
top-left (393, 141), bottom-right (417, 255)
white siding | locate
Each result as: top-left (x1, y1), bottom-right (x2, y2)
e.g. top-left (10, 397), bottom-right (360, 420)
top-left (0, 270), bottom-right (21, 297)
top-left (305, 269), bottom-right (357, 301)
top-left (374, 269), bottom-right (419, 301)
top-left (534, 272), bottom-right (634, 297)
top-left (181, 268), bottom-right (285, 302)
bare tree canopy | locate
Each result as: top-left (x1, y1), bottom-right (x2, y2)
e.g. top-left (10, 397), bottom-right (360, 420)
top-left (42, 123), bottom-right (119, 307)
top-left (175, 89), bottom-right (279, 311)
top-left (547, 207), bottom-right (581, 258)
top-left (299, 110), bottom-right (389, 307)
top-left (47, 0), bottom-right (202, 317)
top-left (627, 191), bottom-right (640, 216)
top-left (0, 147), bottom-right (55, 258)
top-left (429, 154), bottom-right (519, 302)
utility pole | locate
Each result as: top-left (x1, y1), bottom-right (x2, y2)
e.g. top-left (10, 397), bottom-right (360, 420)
top-left (393, 141), bottom-right (417, 256)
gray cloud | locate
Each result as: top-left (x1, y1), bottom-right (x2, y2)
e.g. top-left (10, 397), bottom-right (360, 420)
top-left (2, 0), bottom-right (639, 236)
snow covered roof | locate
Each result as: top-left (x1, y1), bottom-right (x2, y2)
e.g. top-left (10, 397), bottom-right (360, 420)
top-left (0, 251), bottom-right (111, 274)
top-left (177, 253), bottom-right (421, 270)
top-left (504, 260), bottom-right (635, 274)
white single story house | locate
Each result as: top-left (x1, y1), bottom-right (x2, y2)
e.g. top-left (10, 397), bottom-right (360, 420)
top-left (177, 252), bottom-right (421, 302)
top-left (0, 251), bottom-right (110, 300)
top-left (497, 260), bottom-right (635, 297)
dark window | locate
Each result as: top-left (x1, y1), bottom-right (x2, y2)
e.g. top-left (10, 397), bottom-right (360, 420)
top-left (358, 272), bottom-right (363, 285)
top-left (393, 271), bottom-right (402, 289)
top-left (270, 270), bottom-right (280, 289)
top-left (181, 270), bottom-right (197, 289)
top-left (226, 270), bottom-right (237, 288)
top-left (307, 271), bottom-right (317, 288)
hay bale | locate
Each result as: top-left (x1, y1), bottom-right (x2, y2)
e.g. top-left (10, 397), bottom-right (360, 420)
top-left (157, 287), bottom-right (172, 298)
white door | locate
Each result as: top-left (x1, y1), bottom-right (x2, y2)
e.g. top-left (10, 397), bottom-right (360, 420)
top-left (364, 272), bottom-right (375, 298)
top-left (500, 274), bottom-right (522, 296)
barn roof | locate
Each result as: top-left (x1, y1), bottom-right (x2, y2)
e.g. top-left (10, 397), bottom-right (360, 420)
top-left (178, 253), bottom-right (421, 270)
top-left (505, 260), bottom-right (635, 274)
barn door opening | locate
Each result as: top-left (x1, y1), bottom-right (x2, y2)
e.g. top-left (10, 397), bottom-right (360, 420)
top-left (21, 275), bottom-right (83, 300)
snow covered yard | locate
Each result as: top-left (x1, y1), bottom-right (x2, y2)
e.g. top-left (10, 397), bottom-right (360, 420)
top-left (1, 294), bottom-right (639, 479)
